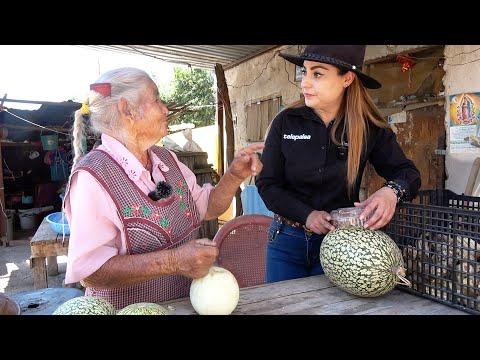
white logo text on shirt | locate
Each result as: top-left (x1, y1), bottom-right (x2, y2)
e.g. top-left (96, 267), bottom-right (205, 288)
top-left (283, 134), bottom-right (311, 141)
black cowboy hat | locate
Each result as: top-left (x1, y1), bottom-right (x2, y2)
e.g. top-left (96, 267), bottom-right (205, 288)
top-left (279, 45), bottom-right (381, 89)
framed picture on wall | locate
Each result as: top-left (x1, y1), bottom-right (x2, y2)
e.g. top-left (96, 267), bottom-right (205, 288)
top-left (295, 65), bottom-right (303, 82)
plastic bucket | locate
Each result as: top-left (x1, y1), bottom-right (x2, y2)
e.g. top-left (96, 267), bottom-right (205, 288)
top-left (19, 212), bottom-right (36, 230)
top-left (41, 135), bottom-right (58, 151)
top-left (45, 212), bottom-right (70, 235)
top-left (22, 195), bottom-right (33, 205)
top-left (240, 185), bottom-right (273, 217)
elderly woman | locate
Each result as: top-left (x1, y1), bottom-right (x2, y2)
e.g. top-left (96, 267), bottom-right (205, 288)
top-left (256, 45), bottom-right (421, 283)
top-left (64, 67), bottom-right (263, 309)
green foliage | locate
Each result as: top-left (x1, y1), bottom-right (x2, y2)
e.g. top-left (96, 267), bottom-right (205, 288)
top-left (159, 67), bottom-right (215, 127)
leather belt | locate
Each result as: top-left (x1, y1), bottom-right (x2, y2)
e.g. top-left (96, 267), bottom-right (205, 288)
top-left (274, 214), bottom-right (314, 236)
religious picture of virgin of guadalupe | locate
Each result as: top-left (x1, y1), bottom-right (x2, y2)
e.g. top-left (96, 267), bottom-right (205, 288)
top-left (449, 92), bottom-right (480, 152)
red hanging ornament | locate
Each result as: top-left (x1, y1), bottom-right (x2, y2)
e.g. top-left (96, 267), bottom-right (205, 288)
top-left (396, 55), bottom-right (416, 72)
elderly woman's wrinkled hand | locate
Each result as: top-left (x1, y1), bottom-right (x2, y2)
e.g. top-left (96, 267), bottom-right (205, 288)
top-left (169, 238), bottom-right (218, 279)
top-left (228, 143), bottom-right (265, 181)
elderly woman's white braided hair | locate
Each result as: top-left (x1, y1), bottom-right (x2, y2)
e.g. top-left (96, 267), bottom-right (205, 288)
top-left (70, 67), bottom-right (153, 171)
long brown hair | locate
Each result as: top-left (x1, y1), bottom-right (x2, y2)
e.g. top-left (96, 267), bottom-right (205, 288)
top-left (289, 69), bottom-right (388, 197)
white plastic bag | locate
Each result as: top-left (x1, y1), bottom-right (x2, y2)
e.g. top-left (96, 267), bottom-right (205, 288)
top-left (182, 129), bottom-right (203, 152)
top-left (162, 137), bottom-right (183, 152)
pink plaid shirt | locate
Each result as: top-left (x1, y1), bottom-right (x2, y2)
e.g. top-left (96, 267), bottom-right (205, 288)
top-left (64, 134), bottom-right (214, 284)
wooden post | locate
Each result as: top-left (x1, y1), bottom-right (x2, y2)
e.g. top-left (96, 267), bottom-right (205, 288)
top-left (215, 63), bottom-right (242, 217)
top-left (0, 147), bottom-right (4, 247)
top-left (31, 257), bottom-right (48, 289)
top-left (0, 109), bottom-right (5, 246)
top-left (215, 64), bottom-right (234, 167)
top-left (47, 256), bottom-right (59, 276)
top-left (216, 89), bottom-right (224, 176)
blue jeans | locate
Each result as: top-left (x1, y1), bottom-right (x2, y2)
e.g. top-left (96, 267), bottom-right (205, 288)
top-left (266, 219), bottom-right (325, 283)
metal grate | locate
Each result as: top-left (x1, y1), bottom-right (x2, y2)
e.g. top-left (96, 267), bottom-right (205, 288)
top-left (385, 190), bottom-right (480, 314)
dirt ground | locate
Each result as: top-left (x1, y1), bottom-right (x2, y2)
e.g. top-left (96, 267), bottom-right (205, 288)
top-left (0, 237), bottom-right (67, 296)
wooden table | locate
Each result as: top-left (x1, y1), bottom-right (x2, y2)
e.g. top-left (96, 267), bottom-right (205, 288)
top-left (162, 275), bottom-right (467, 315)
top-left (10, 287), bottom-right (84, 315)
top-left (30, 218), bottom-right (69, 289)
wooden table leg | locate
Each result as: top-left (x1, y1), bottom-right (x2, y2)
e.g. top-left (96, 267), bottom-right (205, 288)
top-left (47, 256), bottom-right (59, 276)
top-left (31, 257), bottom-right (48, 289)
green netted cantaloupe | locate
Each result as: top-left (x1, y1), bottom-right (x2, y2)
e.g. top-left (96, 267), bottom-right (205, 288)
top-left (117, 303), bottom-right (169, 315)
top-left (320, 227), bottom-right (411, 297)
top-left (52, 296), bottom-right (116, 315)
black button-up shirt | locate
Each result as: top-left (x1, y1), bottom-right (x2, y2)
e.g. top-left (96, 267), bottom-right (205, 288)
top-left (256, 106), bottom-right (421, 225)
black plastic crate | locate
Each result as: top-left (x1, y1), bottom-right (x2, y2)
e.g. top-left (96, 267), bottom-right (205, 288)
top-left (385, 189), bottom-right (480, 315)
top-left (417, 189), bottom-right (480, 211)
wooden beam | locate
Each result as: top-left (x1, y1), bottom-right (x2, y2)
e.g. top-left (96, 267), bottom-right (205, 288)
top-left (215, 64), bottom-right (234, 167)
top-left (223, 46), bottom-right (281, 70)
top-left (216, 89), bottom-right (224, 176)
top-left (0, 98), bottom-right (81, 106)
top-left (0, 110), bottom-right (5, 244)
top-left (30, 243), bottom-right (69, 258)
top-left (215, 63), bottom-right (242, 217)
top-left (2, 124), bottom-right (71, 132)
top-left (363, 45), bottom-right (442, 65)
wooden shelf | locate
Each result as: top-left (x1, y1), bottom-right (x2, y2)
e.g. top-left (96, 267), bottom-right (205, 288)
top-left (1, 140), bottom-right (71, 147)
top-left (2, 124), bottom-right (70, 133)
top-left (1, 141), bottom-right (43, 147)
top-left (377, 96), bottom-right (445, 109)
top-left (378, 97), bottom-right (445, 117)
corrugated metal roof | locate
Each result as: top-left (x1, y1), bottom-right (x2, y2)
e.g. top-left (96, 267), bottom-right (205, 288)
top-left (86, 45), bottom-right (279, 69)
